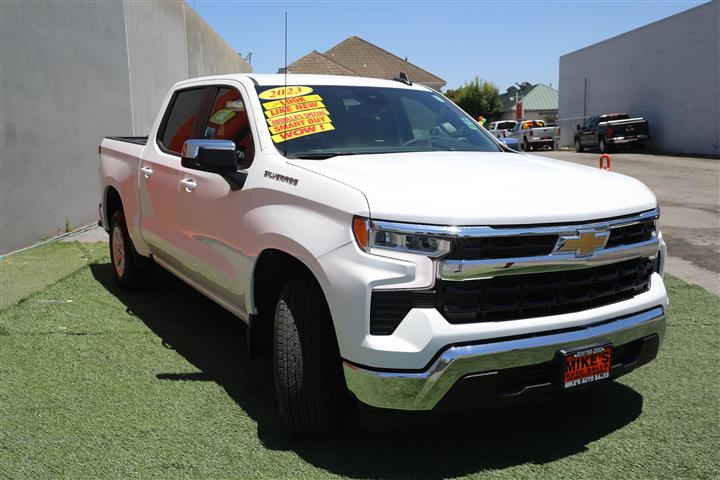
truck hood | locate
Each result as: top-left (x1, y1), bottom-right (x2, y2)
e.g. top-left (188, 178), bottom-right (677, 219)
top-left (288, 151), bottom-right (657, 225)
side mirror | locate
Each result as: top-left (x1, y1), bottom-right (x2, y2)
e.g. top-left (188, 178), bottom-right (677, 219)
top-left (181, 139), bottom-right (247, 189)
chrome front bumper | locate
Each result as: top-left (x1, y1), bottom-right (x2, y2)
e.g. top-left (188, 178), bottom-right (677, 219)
top-left (344, 306), bottom-right (665, 411)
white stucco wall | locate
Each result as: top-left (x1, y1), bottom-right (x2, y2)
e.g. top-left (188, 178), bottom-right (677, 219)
top-left (558, 2), bottom-right (719, 156)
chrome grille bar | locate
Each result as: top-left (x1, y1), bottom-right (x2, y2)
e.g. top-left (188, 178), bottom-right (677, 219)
top-left (434, 208), bottom-right (660, 281)
top-left (438, 238), bottom-right (659, 281)
top-left (373, 208), bottom-right (659, 238)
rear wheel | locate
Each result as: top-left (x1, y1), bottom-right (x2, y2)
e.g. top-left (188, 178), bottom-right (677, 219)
top-left (274, 278), bottom-right (345, 435)
top-left (523, 139), bottom-right (531, 151)
top-left (109, 210), bottom-right (152, 290)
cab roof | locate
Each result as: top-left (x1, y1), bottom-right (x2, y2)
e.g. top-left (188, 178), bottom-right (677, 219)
top-left (176, 73), bottom-right (431, 92)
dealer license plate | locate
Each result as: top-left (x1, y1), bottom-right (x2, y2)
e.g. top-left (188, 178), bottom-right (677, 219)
top-left (560, 343), bottom-right (613, 389)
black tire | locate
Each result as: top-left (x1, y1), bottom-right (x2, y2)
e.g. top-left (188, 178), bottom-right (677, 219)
top-left (273, 278), bottom-right (344, 435)
top-left (523, 139), bottom-right (531, 152)
top-left (598, 137), bottom-right (607, 153)
top-left (109, 210), bottom-right (152, 290)
top-left (575, 138), bottom-right (583, 152)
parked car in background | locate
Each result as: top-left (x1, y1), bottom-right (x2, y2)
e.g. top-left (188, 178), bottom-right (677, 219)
top-left (487, 120), bottom-right (517, 138)
top-left (498, 136), bottom-right (521, 151)
top-left (575, 113), bottom-right (649, 153)
top-left (99, 74), bottom-right (667, 435)
top-left (507, 119), bottom-right (555, 151)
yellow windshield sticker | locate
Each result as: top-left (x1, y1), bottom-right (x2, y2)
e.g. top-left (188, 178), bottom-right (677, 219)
top-left (260, 89), bottom-right (334, 143)
top-left (268, 116), bottom-right (333, 135)
top-left (265, 101), bottom-right (326, 118)
top-left (209, 109), bottom-right (236, 125)
top-left (262, 94), bottom-right (322, 110)
top-left (266, 108), bottom-right (330, 127)
top-left (271, 122), bottom-right (335, 143)
top-left (258, 86), bottom-right (313, 100)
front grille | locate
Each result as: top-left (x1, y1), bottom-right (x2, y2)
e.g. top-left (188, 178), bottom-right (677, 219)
top-left (370, 257), bottom-right (656, 334)
top-left (451, 235), bottom-right (558, 260)
top-left (606, 220), bottom-right (655, 248)
top-left (438, 257), bottom-right (655, 324)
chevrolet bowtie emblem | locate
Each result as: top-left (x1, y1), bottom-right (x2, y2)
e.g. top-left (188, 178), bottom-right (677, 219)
top-left (554, 230), bottom-right (610, 257)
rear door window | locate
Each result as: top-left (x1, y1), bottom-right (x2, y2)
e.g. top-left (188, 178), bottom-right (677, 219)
top-left (159, 88), bottom-right (208, 155)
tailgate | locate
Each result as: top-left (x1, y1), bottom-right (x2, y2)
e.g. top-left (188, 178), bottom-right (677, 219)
top-left (532, 127), bottom-right (555, 139)
top-left (610, 120), bottom-right (648, 137)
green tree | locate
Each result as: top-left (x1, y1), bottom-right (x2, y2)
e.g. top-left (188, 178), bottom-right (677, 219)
top-left (445, 77), bottom-right (502, 121)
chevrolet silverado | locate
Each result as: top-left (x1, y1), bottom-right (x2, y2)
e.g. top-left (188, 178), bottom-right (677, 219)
top-left (99, 74), bottom-right (668, 435)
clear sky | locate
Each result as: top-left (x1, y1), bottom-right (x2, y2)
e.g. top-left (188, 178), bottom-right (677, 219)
top-left (189, 0), bottom-right (707, 92)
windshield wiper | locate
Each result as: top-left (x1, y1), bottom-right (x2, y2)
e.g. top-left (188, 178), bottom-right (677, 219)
top-left (288, 152), bottom-right (358, 160)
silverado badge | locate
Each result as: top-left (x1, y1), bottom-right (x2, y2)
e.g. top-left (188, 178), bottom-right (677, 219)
top-left (554, 230), bottom-right (610, 257)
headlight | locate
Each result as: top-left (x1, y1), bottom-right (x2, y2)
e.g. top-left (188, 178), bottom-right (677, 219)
top-left (352, 216), bottom-right (451, 258)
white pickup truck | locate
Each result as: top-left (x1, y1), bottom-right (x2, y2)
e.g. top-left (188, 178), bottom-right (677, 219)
top-left (99, 74), bottom-right (668, 435)
top-left (507, 119), bottom-right (556, 151)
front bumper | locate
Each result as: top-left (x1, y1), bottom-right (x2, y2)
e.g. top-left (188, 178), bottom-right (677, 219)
top-left (344, 306), bottom-right (665, 411)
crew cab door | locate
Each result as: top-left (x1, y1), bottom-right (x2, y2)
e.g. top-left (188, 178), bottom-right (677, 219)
top-left (171, 83), bottom-right (258, 313)
top-left (580, 117), bottom-right (598, 147)
top-left (138, 86), bottom-right (212, 267)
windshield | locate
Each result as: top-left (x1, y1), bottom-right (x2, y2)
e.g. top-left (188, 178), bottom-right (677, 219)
top-left (254, 85), bottom-right (502, 158)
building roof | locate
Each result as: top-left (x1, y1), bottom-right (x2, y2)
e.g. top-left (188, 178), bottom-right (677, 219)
top-left (500, 83), bottom-right (558, 112)
top-left (286, 36), bottom-right (446, 89)
top-left (285, 50), bottom-right (356, 76)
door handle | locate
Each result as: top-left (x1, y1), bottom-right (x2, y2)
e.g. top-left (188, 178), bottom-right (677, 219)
top-left (140, 165), bottom-right (154, 178)
top-left (180, 178), bottom-right (197, 192)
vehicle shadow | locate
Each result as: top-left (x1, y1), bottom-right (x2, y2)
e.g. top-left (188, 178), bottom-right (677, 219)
top-left (90, 262), bottom-right (644, 479)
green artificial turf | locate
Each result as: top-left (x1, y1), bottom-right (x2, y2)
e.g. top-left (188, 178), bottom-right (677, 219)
top-left (0, 258), bottom-right (718, 479)
top-left (0, 241), bottom-right (108, 310)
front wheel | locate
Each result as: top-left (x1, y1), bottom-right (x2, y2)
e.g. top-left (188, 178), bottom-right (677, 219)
top-left (274, 278), bottom-right (345, 435)
top-left (575, 138), bottom-right (583, 152)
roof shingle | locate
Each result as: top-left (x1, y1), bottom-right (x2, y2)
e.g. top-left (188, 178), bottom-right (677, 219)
top-left (286, 36), bottom-right (446, 89)
top-left (286, 50), bottom-right (357, 76)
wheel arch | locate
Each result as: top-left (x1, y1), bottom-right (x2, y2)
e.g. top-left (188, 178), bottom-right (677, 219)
top-left (248, 247), bottom-right (333, 354)
top-left (103, 185), bottom-right (123, 232)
